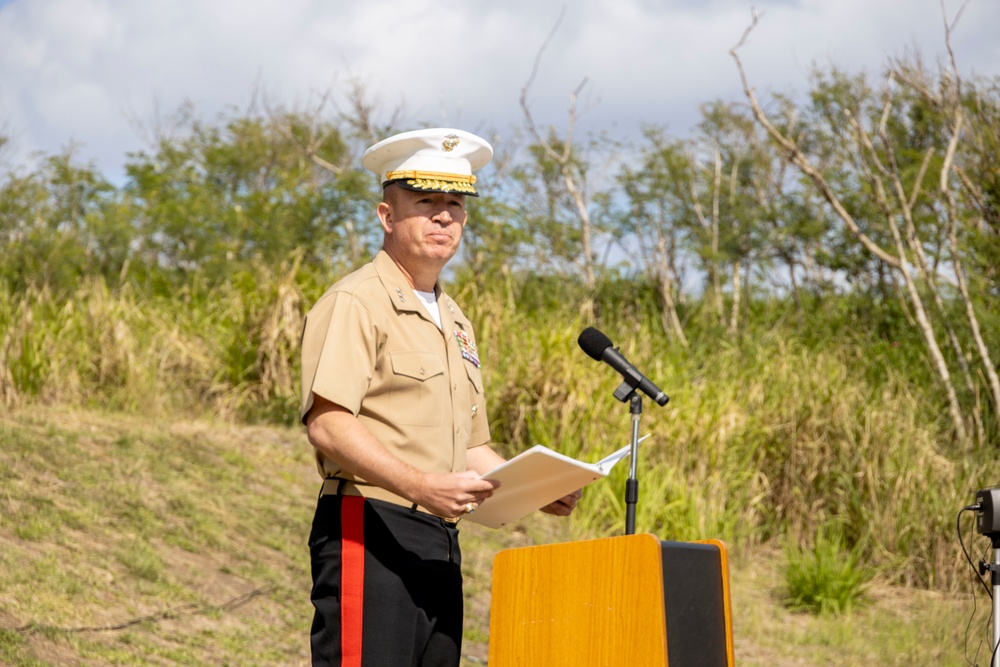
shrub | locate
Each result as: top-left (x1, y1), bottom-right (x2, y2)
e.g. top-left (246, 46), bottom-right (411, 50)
top-left (783, 525), bottom-right (873, 615)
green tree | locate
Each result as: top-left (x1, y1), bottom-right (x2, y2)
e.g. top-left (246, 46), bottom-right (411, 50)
top-left (0, 150), bottom-right (123, 292)
top-left (123, 105), bottom-right (375, 291)
top-left (692, 100), bottom-right (780, 333)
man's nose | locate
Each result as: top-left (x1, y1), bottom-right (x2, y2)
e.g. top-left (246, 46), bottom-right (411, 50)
top-left (431, 207), bottom-right (453, 224)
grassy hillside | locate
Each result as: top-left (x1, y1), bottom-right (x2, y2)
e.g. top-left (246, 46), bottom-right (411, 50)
top-left (0, 407), bottom-right (316, 665)
top-left (0, 406), bottom-right (989, 666)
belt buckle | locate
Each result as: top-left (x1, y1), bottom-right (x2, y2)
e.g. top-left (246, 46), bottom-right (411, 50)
top-left (443, 516), bottom-right (460, 525)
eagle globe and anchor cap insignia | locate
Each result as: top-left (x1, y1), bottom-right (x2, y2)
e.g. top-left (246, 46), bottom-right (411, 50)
top-left (442, 134), bottom-right (460, 152)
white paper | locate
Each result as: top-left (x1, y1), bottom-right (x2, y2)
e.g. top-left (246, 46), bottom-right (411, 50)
top-left (465, 436), bottom-right (649, 528)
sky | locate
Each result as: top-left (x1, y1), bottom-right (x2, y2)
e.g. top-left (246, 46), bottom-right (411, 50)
top-left (0, 0), bottom-right (998, 182)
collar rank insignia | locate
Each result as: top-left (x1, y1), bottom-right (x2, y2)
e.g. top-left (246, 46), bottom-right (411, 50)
top-left (454, 329), bottom-right (480, 368)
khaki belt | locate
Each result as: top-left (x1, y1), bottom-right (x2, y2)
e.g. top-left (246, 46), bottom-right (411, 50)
top-left (321, 478), bottom-right (460, 524)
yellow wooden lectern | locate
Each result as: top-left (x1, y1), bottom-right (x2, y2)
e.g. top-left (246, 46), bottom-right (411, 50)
top-left (488, 533), bottom-right (734, 666)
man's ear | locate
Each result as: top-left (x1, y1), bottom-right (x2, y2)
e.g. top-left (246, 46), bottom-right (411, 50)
top-left (377, 201), bottom-right (393, 234)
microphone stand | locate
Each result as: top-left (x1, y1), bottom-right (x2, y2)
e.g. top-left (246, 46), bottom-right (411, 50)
top-left (625, 394), bottom-right (642, 535)
top-left (985, 535), bottom-right (1000, 667)
top-left (611, 375), bottom-right (644, 535)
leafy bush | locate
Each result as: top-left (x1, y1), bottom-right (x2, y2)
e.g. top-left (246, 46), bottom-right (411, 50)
top-left (784, 525), bottom-right (873, 615)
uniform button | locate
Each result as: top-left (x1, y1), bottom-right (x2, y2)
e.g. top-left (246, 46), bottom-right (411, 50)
top-left (419, 367), bottom-right (425, 375)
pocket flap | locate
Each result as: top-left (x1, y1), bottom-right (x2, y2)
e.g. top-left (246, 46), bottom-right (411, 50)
top-left (390, 351), bottom-right (445, 381)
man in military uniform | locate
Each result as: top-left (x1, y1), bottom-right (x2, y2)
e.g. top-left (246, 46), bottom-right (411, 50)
top-left (299, 128), bottom-right (580, 667)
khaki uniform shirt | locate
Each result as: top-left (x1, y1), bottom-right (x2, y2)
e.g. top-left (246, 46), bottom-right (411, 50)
top-left (299, 250), bottom-right (491, 507)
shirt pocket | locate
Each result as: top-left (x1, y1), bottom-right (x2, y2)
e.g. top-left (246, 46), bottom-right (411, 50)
top-left (388, 351), bottom-right (446, 426)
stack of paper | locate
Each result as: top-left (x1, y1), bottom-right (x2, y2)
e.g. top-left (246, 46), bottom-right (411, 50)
top-left (467, 436), bottom-right (648, 528)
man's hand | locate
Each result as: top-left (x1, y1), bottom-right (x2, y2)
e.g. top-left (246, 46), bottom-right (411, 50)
top-left (540, 488), bottom-right (583, 517)
top-left (413, 470), bottom-right (499, 519)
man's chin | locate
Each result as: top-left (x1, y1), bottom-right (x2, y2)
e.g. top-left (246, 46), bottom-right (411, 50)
top-left (423, 244), bottom-right (459, 261)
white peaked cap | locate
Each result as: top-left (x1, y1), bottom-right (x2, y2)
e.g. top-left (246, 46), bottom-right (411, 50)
top-left (362, 128), bottom-right (493, 196)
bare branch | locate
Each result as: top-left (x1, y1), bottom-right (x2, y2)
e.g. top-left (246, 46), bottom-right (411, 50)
top-left (941, 108), bottom-right (1000, 426)
top-left (891, 61), bottom-right (941, 108)
top-left (560, 76), bottom-right (590, 162)
top-left (940, 0), bottom-right (969, 104)
top-left (729, 6), bottom-right (763, 54)
top-left (519, 6), bottom-right (599, 292)
top-left (877, 71), bottom-right (894, 138)
top-left (520, 7), bottom-right (568, 161)
top-left (908, 147), bottom-right (936, 210)
top-left (731, 25), bottom-right (902, 269)
top-left (953, 165), bottom-right (987, 211)
top-left (340, 79), bottom-right (404, 144)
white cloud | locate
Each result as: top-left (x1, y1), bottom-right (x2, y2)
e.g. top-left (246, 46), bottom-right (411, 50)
top-left (0, 0), bottom-right (996, 178)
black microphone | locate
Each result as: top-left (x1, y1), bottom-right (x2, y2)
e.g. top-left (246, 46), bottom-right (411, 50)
top-left (578, 327), bottom-right (669, 406)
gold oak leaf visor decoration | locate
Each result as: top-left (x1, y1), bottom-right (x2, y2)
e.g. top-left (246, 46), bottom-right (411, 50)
top-left (384, 170), bottom-right (479, 196)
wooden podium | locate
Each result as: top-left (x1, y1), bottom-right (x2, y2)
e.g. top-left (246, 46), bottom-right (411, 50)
top-left (488, 533), bottom-right (734, 666)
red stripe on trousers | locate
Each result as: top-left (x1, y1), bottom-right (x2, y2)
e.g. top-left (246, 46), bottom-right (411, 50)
top-left (340, 496), bottom-right (365, 667)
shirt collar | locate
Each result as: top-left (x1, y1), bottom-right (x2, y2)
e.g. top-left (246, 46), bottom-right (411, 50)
top-left (376, 249), bottom-right (453, 320)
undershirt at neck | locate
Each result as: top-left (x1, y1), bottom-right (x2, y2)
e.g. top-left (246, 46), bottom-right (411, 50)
top-left (414, 289), bottom-right (441, 328)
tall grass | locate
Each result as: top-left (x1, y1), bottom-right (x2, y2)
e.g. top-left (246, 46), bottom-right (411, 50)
top-left (1, 270), bottom-right (994, 590)
top-left (0, 258), bottom-right (305, 422)
top-left (467, 282), bottom-right (993, 589)
top-left (783, 524), bottom-right (874, 615)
